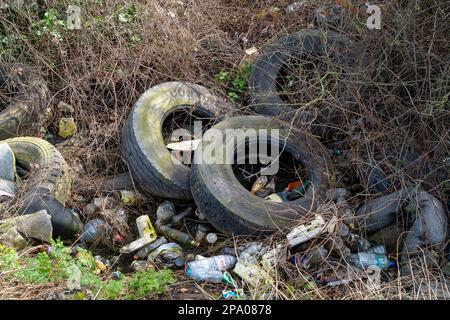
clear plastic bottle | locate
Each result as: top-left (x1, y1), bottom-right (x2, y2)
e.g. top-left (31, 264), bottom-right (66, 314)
top-left (186, 255), bottom-right (236, 282)
top-left (365, 245), bottom-right (387, 255)
top-left (348, 252), bottom-right (396, 270)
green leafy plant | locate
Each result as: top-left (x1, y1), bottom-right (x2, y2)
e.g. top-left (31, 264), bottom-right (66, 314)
top-left (126, 269), bottom-right (174, 299)
top-left (114, 4), bottom-right (138, 23)
top-left (215, 61), bottom-right (253, 102)
top-left (0, 240), bottom-right (173, 300)
top-left (31, 8), bottom-right (67, 41)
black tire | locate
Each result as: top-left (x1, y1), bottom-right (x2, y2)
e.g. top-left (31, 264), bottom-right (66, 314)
top-left (248, 29), bottom-right (366, 120)
top-left (0, 64), bottom-right (49, 140)
top-left (4, 137), bottom-right (83, 239)
top-left (122, 82), bottom-right (234, 201)
top-left (190, 115), bottom-right (330, 236)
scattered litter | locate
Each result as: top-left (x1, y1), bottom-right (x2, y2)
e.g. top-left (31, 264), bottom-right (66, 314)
top-left (291, 246), bottom-right (328, 270)
top-left (79, 218), bottom-right (112, 243)
top-left (111, 271), bottom-right (122, 280)
top-left (58, 101), bottom-right (74, 114)
top-left (166, 139), bottom-right (201, 151)
top-left (250, 176), bottom-right (268, 195)
top-left (206, 233), bottom-right (218, 245)
top-left (131, 260), bottom-right (153, 272)
top-left (58, 117), bottom-right (77, 139)
top-left (156, 221), bottom-right (199, 247)
top-left (120, 215), bottom-right (157, 254)
top-left (147, 242), bottom-right (184, 268)
top-left (264, 193), bottom-right (283, 202)
top-left (287, 214), bottom-right (332, 248)
top-left (244, 47), bottom-right (258, 56)
top-left (119, 190), bottom-right (139, 206)
top-left (136, 237), bottom-right (168, 259)
top-left (401, 191), bottom-right (447, 269)
top-left (239, 242), bottom-right (267, 264)
top-left (186, 255), bottom-right (236, 283)
top-left (286, 1), bottom-right (307, 13)
top-left (171, 207), bottom-right (193, 226)
top-left (233, 261), bottom-right (274, 288)
top-left (347, 252), bottom-right (396, 270)
top-left (222, 289), bottom-right (246, 300)
top-left (194, 224), bottom-right (210, 244)
top-left (366, 245), bottom-right (387, 255)
top-left (156, 200), bottom-right (176, 225)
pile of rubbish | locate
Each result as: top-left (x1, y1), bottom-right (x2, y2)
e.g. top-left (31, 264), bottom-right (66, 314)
top-left (0, 26), bottom-right (448, 299)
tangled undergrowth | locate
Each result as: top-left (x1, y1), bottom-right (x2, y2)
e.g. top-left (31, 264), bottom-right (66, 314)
top-left (0, 0), bottom-right (449, 300)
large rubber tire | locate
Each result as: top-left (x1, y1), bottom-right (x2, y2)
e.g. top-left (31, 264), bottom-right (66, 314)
top-left (0, 64), bottom-right (49, 140)
top-left (122, 82), bottom-right (234, 201)
top-left (248, 29), bottom-right (366, 120)
top-left (190, 115), bottom-right (330, 236)
top-left (4, 137), bottom-right (82, 239)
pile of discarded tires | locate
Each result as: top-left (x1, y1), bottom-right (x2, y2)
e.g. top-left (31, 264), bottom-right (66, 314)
top-left (0, 64), bottom-right (83, 240)
top-left (121, 28), bottom-right (361, 237)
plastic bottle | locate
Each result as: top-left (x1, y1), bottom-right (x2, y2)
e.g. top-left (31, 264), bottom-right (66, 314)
top-left (156, 200), bottom-right (176, 225)
top-left (239, 242), bottom-right (266, 264)
top-left (347, 252), bottom-right (396, 270)
top-left (291, 246), bottom-right (328, 269)
top-left (187, 255), bottom-right (236, 272)
top-left (366, 244), bottom-right (387, 255)
top-left (80, 218), bottom-right (112, 243)
top-left (186, 256), bottom-right (236, 283)
top-left (147, 243), bottom-right (185, 268)
top-left (195, 224), bottom-right (210, 243)
top-left (136, 237), bottom-right (168, 259)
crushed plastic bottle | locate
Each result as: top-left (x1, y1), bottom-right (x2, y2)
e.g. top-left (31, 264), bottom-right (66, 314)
top-left (291, 246), bottom-right (328, 269)
top-left (239, 242), bottom-right (267, 264)
top-left (147, 243), bottom-right (184, 268)
top-left (156, 200), bottom-right (176, 225)
top-left (186, 255), bottom-right (236, 283)
top-left (136, 237), bottom-right (168, 259)
top-left (79, 218), bottom-right (112, 243)
top-left (366, 245), bottom-right (387, 255)
top-left (131, 260), bottom-right (152, 272)
top-left (347, 252), bottom-right (396, 270)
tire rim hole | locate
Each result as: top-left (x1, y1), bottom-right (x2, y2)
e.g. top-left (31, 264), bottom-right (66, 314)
top-left (161, 106), bottom-right (216, 168)
top-left (231, 138), bottom-right (309, 200)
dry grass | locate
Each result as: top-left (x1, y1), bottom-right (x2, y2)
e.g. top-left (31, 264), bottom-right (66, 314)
top-left (0, 0), bottom-right (449, 299)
